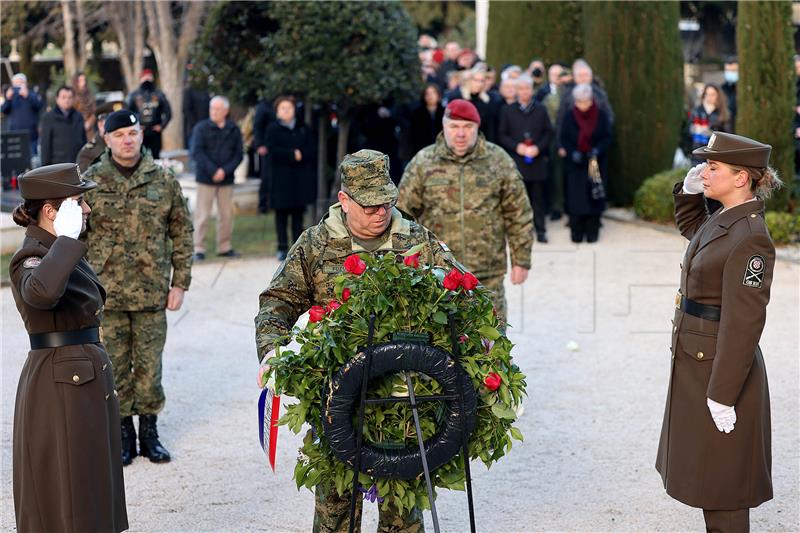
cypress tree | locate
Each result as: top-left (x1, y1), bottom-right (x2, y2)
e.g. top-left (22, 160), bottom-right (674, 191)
top-left (736, 1), bottom-right (795, 212)
top-left (583, 1), bottom-right (683, 204)
top-left (486, 1), bottom-right (583, 68)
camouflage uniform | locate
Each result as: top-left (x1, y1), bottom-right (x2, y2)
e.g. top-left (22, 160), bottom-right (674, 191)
top-left (256, 150), bottom-right (456, 532)
top-left (398, 132), bottom-right (534, 323)
top-left (82, 149), bottom-right (193, 416)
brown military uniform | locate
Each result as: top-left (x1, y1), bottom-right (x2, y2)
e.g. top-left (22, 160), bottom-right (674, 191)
top-left (77, 133), bottom-right (107, 172)
top-left (10, 225), bottom-right (128, 533)
top-left (656, 184), bottom-right (774, 512)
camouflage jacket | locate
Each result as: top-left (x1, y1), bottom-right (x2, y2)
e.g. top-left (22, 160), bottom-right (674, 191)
top-left (398, 132), bottom-right (534, 278)
top-left (255, 204), bottom-right (455, 359)
top-left (82, 150), bottom-right (193, 310)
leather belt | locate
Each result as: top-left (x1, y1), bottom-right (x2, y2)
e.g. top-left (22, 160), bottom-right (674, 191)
top-left (29, 327), bottom-right (101, 350)
top-left (675, 293), bottom-right (721, 322)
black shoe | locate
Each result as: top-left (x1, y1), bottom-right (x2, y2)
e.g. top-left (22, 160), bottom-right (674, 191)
top-left (276, 250), bottom-right (287, 261)
top-left (193, 252), bottom-right (205, 261)
top-left (550, 210), bottom-right (563, 221)
top-left (138, 415), bottom-right (171, 463)
top-left (217, 249), bottom-right (240, 258)
top-left (536, 232), bottom-right (548, 243)
top-left (120, 416), bottom-right (137, 466)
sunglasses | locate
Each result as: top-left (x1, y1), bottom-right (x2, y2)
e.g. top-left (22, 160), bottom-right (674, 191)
top-left (347, 194), bottom-right (396, 215)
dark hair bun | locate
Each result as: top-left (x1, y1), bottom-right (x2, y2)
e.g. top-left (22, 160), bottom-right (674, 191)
top-left (12, 204), bottom-right (33, 227)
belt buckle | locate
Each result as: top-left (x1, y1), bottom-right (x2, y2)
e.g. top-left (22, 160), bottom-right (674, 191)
top-left (675, 292), bottom-right (682, 309)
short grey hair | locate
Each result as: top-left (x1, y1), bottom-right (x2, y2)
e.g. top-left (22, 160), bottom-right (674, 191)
top-left (515, 74), bottom-right (534, 88)
top-left (210, 95), bottom-right (230, 109)
top-left (500, 65), bottom-right (522, 81)
top-left (12, 73), bottom-right (27, 84)
top-left (572, 59), bottom-right (592, 77)
top-left (572, 83), bottom-right (593, 102)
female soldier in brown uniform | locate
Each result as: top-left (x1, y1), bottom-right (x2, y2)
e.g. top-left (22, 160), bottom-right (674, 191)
top-left (9, 163), bottom-right (128, 533)
top-left (656, 132), bottom-right (782, 532)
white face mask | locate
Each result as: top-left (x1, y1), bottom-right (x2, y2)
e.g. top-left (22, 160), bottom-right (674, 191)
top-left (724, 71), bottom-right (739, 84)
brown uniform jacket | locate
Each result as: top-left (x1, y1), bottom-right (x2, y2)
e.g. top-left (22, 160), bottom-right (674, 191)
top-left (9, 225), bottom-right (128, 533)
top-left (656, 184), bottom-right (774, 510)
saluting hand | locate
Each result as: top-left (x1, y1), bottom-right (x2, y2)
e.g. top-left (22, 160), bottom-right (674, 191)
top-left (682, 163), bottom-right (706, 194)
top-left (53, 199), bottom-right (84, 240)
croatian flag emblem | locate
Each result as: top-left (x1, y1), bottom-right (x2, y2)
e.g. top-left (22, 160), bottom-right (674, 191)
top-left (258, 386), bottom-right (281, 471)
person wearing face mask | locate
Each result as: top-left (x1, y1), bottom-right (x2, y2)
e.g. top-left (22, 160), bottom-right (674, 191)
top-left (527, 58), bottom-right (546, 93)
top-left (657, 131), bottom-right (781, 532)
top-left (9, 163), bottom-right (128, 533)
top-left (126, 69), bottom-right (172, 159)
top-left (689, 84), bottom-right (732, 165)
top-left (721, 58), bottom-right (738, 131)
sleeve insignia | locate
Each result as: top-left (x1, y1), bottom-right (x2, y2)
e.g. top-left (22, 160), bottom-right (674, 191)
top-left (742, 254), bottom-right (765, 288)
top-left (22, 257), bottom-right (42, 269)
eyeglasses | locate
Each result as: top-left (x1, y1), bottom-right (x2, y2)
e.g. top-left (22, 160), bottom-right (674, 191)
top-left (347, 194), bottom-right (396, 215)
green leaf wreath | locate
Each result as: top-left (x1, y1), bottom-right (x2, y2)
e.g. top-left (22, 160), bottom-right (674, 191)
top-left (265, 245), bottom-right (527, 515)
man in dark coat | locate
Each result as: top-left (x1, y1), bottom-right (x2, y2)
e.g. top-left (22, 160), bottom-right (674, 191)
top-left (498, 74), bottom-right (553, 242)
top-left (721, 57), bottom-right (738, 132)
top-left (2, 73), bottom-right (43, 155)
top-left (190, 95), bottom-right (243, 260)
top-left (40, 86), bottom-right (86, 166)
top-left (126, 69), bottom-right (171, 159)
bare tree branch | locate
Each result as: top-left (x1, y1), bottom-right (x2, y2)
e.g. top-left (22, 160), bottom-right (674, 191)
top-left (75, 0), bottom-right (89, 71)
top-left (61, 0), bottom-right (77, 78)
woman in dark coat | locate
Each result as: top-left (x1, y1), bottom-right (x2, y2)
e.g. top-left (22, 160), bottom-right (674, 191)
top-left (689, 84), bottom-right (731, 165)
top-left (560, 83), bottom-right (612, 243)
top-left (408, 83), bottom-right (445, 156)
top-left (266, 96), bottom-right (314, 260)
top-left (656, 132), bottom-right (779, 532)
top-left (9, 163), bottom-right (128, 533)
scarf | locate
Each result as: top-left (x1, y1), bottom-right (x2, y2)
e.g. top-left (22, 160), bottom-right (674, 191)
top-left (572, 102), bottom-right (598, 153)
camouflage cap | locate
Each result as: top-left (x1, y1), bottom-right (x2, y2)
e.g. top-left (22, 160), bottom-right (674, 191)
top-left (340, 149), bottom-right (398, 206)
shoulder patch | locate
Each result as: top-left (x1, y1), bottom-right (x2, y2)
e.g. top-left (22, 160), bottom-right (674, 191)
top-left (22, 257), bottom-right (42, 269)
top-left (743, 254), bottom-right (765, 288)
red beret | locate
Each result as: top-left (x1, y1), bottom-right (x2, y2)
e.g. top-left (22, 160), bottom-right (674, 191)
top-left (432, 49), bottom-right (445, 64)
top-left (445, 99), bottom-right (481, 125)
top-left (140, 69), bottom-right (154, 79)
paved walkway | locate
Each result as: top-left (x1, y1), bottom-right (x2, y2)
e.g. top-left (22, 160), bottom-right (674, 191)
top-left (2, 218), bottom-right (798, 532)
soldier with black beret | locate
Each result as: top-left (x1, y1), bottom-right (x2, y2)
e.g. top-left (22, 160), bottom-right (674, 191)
top-left (9, 164), bottom-right (128, 532)
top-left (656, 131), bottom-right (782, 531)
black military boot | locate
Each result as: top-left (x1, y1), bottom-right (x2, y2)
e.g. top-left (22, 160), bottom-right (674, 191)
top-left (120, 416), bottom-right (137, 466)
top-left (138, 415), bottom-right (171, 463)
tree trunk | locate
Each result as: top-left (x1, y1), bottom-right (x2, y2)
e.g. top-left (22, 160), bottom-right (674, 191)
top-left (60, 0), bottom-right (77, 79)
top-left (107, 1), bottom-right (145, 93)
top-left (316, 112), bottom-right (329, 219)
top-left (75, 0), bottom-right (89, 71)
top-left (332, 111), bottom-right (351, 197)
top-left (143, 0), bottom-right (206, 151)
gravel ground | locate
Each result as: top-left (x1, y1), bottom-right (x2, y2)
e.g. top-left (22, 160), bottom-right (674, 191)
top-left (2, 218), bottom-right (798, 532)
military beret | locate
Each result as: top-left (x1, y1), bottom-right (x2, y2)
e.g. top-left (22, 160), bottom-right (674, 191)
top-left (692, 131), bottom-right (771, 168)
top-left (104, 110), bottom-right (139, 133)
top-left (96, 100), bottom-right (125, 120)
top-left (445, 99), bottom-right (481, 125)
top-left (340, 149), bottom-right (398, 206)
top-left (18, 163), bottom-right (96, 200)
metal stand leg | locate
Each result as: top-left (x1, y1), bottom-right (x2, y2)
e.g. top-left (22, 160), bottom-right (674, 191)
top-left (348, 314), bottom-right (376, 533)
top-left (404, 372), bottom-right (441, 533)
top-left (449, 314), bottom-right (477, 533)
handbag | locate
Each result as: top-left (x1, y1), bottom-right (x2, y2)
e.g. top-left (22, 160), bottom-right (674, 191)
top-left (588, 156), bottom-right (606, 200)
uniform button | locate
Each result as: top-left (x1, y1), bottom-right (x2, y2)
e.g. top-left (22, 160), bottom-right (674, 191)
top-left (72, 374), bottom-right (80, 383)
top-left (697, 351), bottom-right (704, 359)
top-left (750, 214), bottom-right (756, 218)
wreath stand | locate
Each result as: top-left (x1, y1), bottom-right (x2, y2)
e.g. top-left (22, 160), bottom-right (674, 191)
top-left (345, 313), bottom-right (477, 533)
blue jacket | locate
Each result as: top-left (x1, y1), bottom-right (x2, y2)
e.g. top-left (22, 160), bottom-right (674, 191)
top-left (1, 89), bottom-right (43, 139)
top-left (190, 119), bottom-right (243, 186)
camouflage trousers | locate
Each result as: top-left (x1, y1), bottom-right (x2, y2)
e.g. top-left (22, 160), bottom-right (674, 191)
top-left (313, 483), bottom-right (424, 533)
top-left (481, 273), bottom-right (506, 327)
top-left (102, 309), bottom-right (167, 417)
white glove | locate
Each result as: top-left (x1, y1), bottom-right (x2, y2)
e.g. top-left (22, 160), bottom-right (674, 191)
top-left (53, 198), bottom-right (83, 239)
top-left (707, 397), bottom-right (736, 433)
top-left (682, 163), bottom-right (706, 194)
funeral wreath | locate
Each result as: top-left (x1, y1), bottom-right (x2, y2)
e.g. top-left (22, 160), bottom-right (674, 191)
top-left (264, 245), bottom-right (527, 515)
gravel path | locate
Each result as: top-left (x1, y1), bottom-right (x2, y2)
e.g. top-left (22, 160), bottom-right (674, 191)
top-left (2, 218), bottom-right (798, 532)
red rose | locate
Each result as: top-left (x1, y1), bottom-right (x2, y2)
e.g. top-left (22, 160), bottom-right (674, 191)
top-left (326, 300), bottom-right (341, 314)
top-left (309, 305), bottom-right (326, 323)
top-left (344, 255), bottom-right (367, 275)
top-left (342, 288), bottom-right (351, 302)
top-left (442, 268), bottom-right (464, 291)
top-left (403, 253), bottom-right (420, 268)
top-left (484, 372), bottom-right (502, 391)
top-left (461, 272), bottom-right (478, 290)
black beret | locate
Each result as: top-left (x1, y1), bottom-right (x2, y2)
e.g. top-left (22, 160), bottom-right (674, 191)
top-left (104, 110), bottom-right (139, 133)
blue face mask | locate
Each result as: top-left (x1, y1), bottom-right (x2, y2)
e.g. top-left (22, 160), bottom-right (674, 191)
top-left (724, 71), bottom-right (739, 84)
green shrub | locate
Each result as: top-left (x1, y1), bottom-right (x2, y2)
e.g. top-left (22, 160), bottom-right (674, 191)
top-left (765, 211), bottom-right (800, 246)
top-left (633, 168), bottom-right (686, 224)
